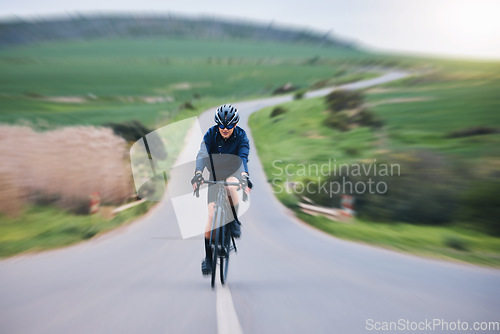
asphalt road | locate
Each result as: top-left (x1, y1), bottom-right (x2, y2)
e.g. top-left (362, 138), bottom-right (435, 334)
top-left (1, 72), bottom-right (499, 334)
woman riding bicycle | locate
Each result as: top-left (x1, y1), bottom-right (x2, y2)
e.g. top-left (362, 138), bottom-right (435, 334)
top-left (191, 104), bottom-right (253, 276)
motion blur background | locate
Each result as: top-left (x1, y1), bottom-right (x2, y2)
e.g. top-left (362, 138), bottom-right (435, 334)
top-left (0, 0), bottom-right (499, 265)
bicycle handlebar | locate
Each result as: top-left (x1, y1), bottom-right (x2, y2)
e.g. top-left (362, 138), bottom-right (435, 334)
top-left (203, 180), bottom-right (241, 186)
top-left (192, 179), bottom-right (249, 201)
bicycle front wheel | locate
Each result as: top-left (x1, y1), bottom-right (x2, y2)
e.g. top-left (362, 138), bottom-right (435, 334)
top-left (220, 227), bottom-right (230, 285)
top-left (211, 225), bottom-right (218, 289)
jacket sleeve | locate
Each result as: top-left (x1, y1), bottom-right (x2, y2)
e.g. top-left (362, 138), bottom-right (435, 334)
top-left (237, 130), bottom-right (250, 175)
top-left (195, 130), bottom-right (211, 174)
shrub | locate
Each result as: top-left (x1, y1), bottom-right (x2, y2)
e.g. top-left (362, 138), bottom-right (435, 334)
top-left (105, 120), bottom-right (151, 142)
top-left (299, 150), bottom-right (462, 225)
top-left (180, 101), bottom-right (195, 110)
top-left (64, 197), bottom-right (92, 215)
top-left (294, 89), bottom-right (306, 100)
top-left (343, 147), bottom-right (360, 156)
top-left (323, 112), bottom-right (349, 131)
top-left (325, 90), bottom-right (364, 112)
top-left (458, 178), bottom-right (500, 236)
top-left (353, 150), bottom-right (460, 225)
top-left (352, 108), bottom-right (383, 128)
top-left (323, 91), bottom-right (379, 131)
top-left (270, 107), bottom-right (287, 118)
top-left (446, 126), bottom-right (499, 138)
top-left (294, 177), bottom-right (342, 208)
top-left (105, 120), bottom-right (166, 160)
top-left (443, 235), bottom-right (469, 251)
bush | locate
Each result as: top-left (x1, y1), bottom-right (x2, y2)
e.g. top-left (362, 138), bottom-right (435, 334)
top-left (323, 90), bottom-right (380, 131)
top-left (298, 150), bottom-right (462, 225)
top-left (458, 178), bottom-right (500, 236)
top-left (324, 108), bottom-right (382, 131)
top-left (294, 89), bottom-right (306, 100)
top-left (352, 108), bottom-right (384, 128)
top-left (64, 197), bottom-right (92, 215)
top-left (343, 146), bottom-right (360, 156)
top-left (295, 177), bottom-right (342, 208)
top-left (353, 150), bottom-right (460, 224)
top-left (325, 90), bottom-right (364, 112)
top-left (446, 126), bottom-right (499, 138)
top-left (443, 235), bottom-right (469, 251)
top-left (105, 120), bottom-right (151, 142)
top-left (291, 150), bottom-right (500, 230)
top-left (270, 107), bottom-right (287, 118)
top-left (180, 101), bottom-right (195, 110)
top-left (323, 112), bottom-right (349, 131)
top-left (105, 120), bottom-right (166, 160)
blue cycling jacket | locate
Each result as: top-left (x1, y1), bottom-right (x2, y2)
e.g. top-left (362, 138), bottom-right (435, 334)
top-left (195, 125), bottom-right (250, 178)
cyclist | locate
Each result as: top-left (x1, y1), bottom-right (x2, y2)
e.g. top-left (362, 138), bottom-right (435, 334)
top-left (191, 104), bottom-right (253, 276)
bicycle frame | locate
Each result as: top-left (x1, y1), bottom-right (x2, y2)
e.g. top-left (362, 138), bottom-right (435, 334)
top-left (206, 180), bottom-right (239, 247)
top-left (204, 180), bottom-right (239, 287)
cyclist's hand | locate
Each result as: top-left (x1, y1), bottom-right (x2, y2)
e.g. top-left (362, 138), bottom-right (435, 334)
top-left (191, 173), bottom-right (204, 197)
top-left (240, 174), bottom-right (252, 201)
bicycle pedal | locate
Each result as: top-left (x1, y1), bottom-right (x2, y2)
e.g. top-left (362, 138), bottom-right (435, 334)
top-left (218, 245), bottom-right (229, 257)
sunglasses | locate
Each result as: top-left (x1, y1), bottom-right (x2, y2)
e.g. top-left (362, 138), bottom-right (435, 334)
top-left (218, 124), bottom-right (235, 130)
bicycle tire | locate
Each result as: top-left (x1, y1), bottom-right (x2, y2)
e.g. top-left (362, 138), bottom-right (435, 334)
top-left (220, 226), bottom-right (230, 285)
top-left (210, 208), bottom-right (221, 289)
top-left (211, 225), bottom-right (218, 288)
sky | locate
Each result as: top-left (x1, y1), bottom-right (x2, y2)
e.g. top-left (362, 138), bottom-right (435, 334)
top-left (1, 0), bottom-right (499, 59)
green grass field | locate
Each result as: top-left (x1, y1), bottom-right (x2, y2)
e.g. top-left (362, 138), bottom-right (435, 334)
top-left (249, 61), bottom-right (500, 267)
top-left (0, 38), bottom-right (374, 128)
top-left (0, 201), bottom-right (156, 258)
top-left (298, 213), bottom-right (500, 267)
top-left (365, 71), bottom-right (500, 159)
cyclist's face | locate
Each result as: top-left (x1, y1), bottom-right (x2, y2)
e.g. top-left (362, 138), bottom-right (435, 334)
top-left (219, 125), bottom-right (235, 139)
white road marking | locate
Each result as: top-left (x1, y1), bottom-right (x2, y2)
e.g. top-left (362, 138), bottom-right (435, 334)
top-left (216, 284), bottom-right (243, 334)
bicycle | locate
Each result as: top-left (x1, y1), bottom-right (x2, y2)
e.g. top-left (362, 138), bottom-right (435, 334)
top-left (194, 179), bottom-right (246, 288)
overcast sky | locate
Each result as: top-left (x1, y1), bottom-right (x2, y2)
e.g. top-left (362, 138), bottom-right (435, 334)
top-left (1, 0), bottom-right (499, 59)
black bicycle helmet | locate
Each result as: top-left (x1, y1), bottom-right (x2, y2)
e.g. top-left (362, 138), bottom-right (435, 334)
top-left (214, 104), bottom-right (239, 127)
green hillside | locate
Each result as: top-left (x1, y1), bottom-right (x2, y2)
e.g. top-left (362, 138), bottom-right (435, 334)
top-left (0, 38), bottom-right (375, 127)
top-left (249, 61), bottom-right (500, 266)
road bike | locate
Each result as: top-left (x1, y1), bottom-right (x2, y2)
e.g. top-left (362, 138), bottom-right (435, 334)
top-left (195, 180), bottom-right (244, 288)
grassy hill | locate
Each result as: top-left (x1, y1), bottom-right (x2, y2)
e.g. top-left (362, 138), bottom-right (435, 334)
top-left (0, 37), bottom-right (376, 128)
top-left (249, 60), bottom-right (500, 266)
top-left (0, 14), bottom-right (355, 49)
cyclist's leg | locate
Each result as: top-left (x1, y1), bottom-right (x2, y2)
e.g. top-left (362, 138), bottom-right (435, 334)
top-left (205, 182), bottom-right (217, 240)
top-left (202, 202), bottom-right (216, 275)
top-left (225, 176), bottom-right (242, 238)
top-left (205, 202), bottom-right (216, 240)
top-left (225, 176), bottom-right (240, 220)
